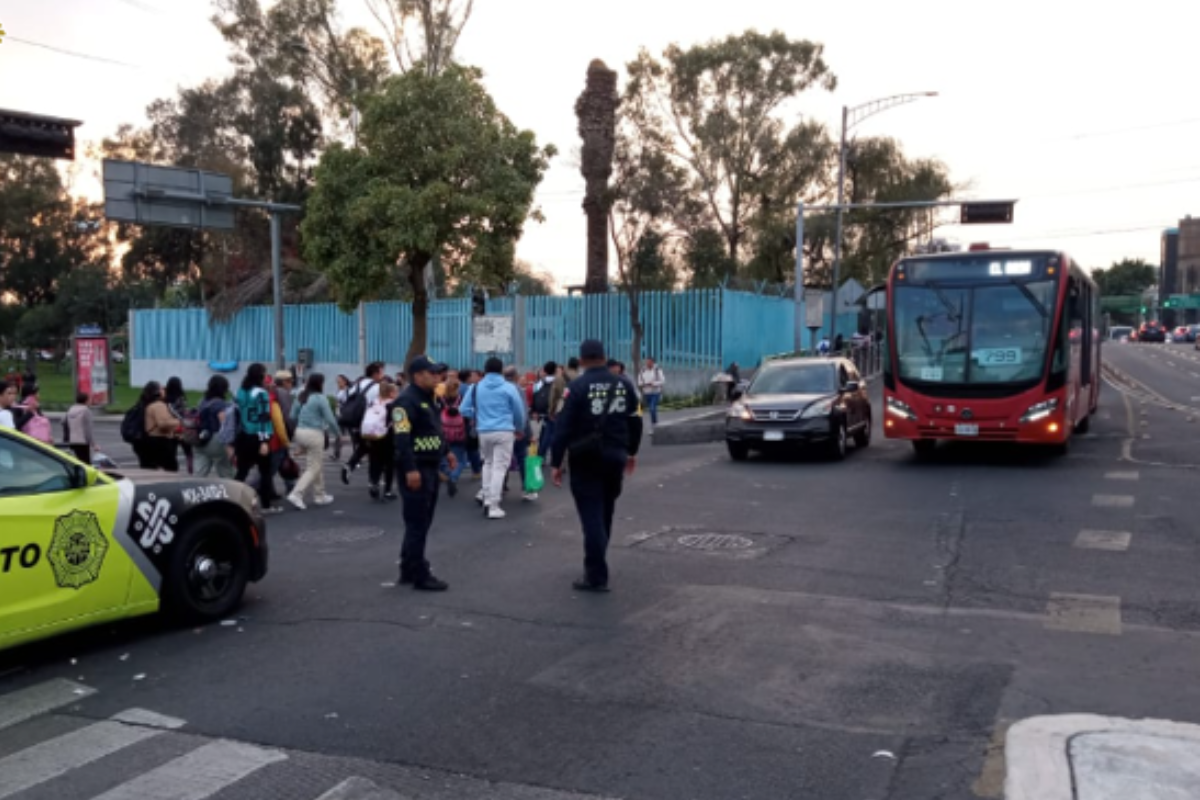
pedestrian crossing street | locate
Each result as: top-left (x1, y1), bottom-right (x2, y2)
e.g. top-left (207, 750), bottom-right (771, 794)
top-left (0, 679), bottom-right (604, 800)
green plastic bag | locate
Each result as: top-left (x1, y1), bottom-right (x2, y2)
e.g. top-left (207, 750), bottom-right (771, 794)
top-left (525, 454), bottom-right (545, 493)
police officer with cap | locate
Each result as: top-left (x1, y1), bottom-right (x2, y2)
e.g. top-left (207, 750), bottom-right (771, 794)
top-left (393, 355), bottom-right (456, 591)
top-left (551, 339), bottom-right (643, 592)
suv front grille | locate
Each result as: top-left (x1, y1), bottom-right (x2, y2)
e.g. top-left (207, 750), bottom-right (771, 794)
top-left (749, 409), bottom-right (801, 422)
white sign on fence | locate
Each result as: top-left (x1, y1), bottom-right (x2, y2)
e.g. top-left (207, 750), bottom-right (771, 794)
top-left (473, 315), bottom-right (513, 353)
top-left (804, 290), bottom-right (825, 329)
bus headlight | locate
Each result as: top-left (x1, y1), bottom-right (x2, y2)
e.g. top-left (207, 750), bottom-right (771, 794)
top-left (1020, 398), bottom-right (1058, 423)
top-left (886, 396), bottom-right (917, 421)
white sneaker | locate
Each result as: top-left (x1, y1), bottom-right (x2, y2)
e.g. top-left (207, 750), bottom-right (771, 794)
top-left (286, 493), bottom-right (306, 510)
top-left (475, 490), bottom-right (486, 506)
top-left (487, 506), bottom-right (507, 520)
top-left (313, 494), bottom-right (334, 506)
top-left (522, 492), bottom-right (539, 501)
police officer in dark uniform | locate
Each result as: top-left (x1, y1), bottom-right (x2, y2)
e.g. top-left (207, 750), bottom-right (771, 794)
top-left (551, 339), bottom-right (643, 592)
top-left (393, 356), bottom-right (456, 591)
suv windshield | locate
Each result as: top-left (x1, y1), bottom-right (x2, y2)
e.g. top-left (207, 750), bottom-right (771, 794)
top-left (750, 364), bottom-right (836, 395)
top-left (893, 279), bottom-right (1058, 385)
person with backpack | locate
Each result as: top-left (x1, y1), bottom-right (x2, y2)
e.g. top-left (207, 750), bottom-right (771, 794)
top-left (15, 384), bottom-right (53, 444)
top-left (332, 374), bottom-right (351, 461)
top-left (362, 380), bottom-right (399, 501)
top-left (288, 372), bottom-right (340, 509)
top-left (234, 363), bottom-right (282, 514)
top-left (266, 375), bottom-right (296, 498)
top-left (65, 391), bottom-right (96, 463)
top-left (138, 381), bottom-right (180, 471)
top-left (164, 377), bottom-right (194, 474)
top-left (341, 362), bottom-right (385, 484)
top-left (194, 375), bottom-right (234, 478)
top-left (438, 376), bottom-right (469, 497)
top-left (532, 361), bottom-right (564, 457)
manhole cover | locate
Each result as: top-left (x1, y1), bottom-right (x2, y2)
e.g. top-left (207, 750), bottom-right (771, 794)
top-left (677, 533), bottom-right (755, 550)
top-left (297, 526), bottom-right (386, 544)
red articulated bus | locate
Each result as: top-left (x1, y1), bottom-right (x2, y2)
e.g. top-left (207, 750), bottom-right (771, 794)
top-left (882, 249), bottom-right (1100, 455)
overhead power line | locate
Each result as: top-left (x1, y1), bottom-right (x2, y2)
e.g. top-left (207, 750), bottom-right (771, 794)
top-left (6, 36), bottom-right (141, 69)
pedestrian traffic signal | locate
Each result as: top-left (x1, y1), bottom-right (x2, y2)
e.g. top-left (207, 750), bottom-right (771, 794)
top-left (1140, 306), bottom-right (1148, 313)
top-left (472, 288), bottom-right (487, 316)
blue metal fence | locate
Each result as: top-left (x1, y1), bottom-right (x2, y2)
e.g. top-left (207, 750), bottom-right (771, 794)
top-left (132, 289), bottom-right (817, 372)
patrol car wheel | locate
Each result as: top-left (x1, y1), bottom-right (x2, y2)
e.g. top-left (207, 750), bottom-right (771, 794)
top-left (163, 518), bottom-right (251, 623)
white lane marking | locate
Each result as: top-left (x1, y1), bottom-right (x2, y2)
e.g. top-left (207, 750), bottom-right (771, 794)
top-left (315, 776), bottom-right (406, 800)
top-left (1092, 494), bottom-right (1134, 508)
top-left (90, 739), bottom-right (287, 800)
top-left (110, 708), bottom-right (187, 729)
top-left (1074, 530), bottom-right (1133, 552)
top-left (1044, 593), bottom-right (1123, 635)
top-left (0, 679), bottom-right (96, 732)
top-left (0, 720), bottom-right (162, 799)
top-left (1104, 471), bottom-right (1140, 481)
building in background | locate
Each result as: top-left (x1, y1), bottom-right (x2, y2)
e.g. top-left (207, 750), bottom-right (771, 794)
top-left (1177, 218), bottom-right (1200, 325)
top-left (1160, 227), bottom-right (1180, 327)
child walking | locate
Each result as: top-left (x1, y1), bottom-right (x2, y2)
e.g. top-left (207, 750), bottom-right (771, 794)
top-left (361, 380), bottom-right (398, 501)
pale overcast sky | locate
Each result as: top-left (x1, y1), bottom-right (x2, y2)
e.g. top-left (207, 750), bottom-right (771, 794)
top-left (2, 0), bottom-right (1196, 287)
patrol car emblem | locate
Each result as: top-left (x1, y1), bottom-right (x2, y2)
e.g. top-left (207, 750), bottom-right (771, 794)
top-left (48, 511), bottom-right (108, 589)
top-left (134, 494), bottom-right (177, 553)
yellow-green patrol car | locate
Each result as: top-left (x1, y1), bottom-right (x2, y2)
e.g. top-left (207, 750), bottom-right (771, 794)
top-left (0, 427), bottom-right (268, 652)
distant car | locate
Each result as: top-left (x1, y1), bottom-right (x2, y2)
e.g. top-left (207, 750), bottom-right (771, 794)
top-left (112, 350), bottom-right (126, 363)
top-left (1138, 321), bottom-right (1166, 343)
top-left (37, 350), bottom-right (54, 362)
top-left (0, 427), bottom-right (270, 652)
top-left (1174, 326), bottom-right (1189, 341)
top-left (1108, 326), bottom-right (1133, 342)
top-left (725, 357), bottom-right (872, 461)
top-left (1187, 325), bottom-right (1200, 343)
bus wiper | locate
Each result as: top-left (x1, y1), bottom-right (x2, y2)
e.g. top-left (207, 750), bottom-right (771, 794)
top-left (1009, 279), bottom-right (1048, 318)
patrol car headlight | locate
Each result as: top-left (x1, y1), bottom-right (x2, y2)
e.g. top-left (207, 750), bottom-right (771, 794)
top-left (801, 399), bottom-right (835, 418)
top-left (1020, 398), bottom-right (1058, 423)
top-left (728, 402), bottom-right (752, 421)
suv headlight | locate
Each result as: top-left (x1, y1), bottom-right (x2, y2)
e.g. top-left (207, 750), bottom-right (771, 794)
top-left (886, 396), bottom-right (918, 421)
top-left (728, 402), bottom-right (752, 421)
top-left (801, 399), bottom-right (835, 418)
top-left (1019, 398), bottom-right (1058, 423)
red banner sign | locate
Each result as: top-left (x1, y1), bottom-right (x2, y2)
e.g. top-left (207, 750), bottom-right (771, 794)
top-left (75, 337), bottom-right (111, 407)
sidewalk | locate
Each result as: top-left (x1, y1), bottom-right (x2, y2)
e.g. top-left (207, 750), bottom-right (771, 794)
top-left (1006, 714), bottom-right (1200, 799)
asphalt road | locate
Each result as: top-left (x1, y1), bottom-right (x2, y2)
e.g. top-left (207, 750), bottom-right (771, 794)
top-left (3, 356), bottom-right (1200, 800)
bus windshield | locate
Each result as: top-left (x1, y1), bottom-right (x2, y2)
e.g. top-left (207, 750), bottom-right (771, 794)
top-left (893, 279), bottom-right (1058, 385)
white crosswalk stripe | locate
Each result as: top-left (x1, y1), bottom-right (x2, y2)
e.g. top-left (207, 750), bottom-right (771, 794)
top-left (0, 719), bottom-right (163, 799)
top-left (90, 738), bottom-right (288, 800)
top-left (0, 678), bottom-right (94, 731)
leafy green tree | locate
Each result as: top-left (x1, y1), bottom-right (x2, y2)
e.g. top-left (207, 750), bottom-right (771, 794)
top-left (684, 228), bottom-right (738, 288)
top-left (1092, 258), bottom-right (1157, 297)
top-left (623, 30), bottom-right (836, 262)
top-left (302, 65), bottom-right (555, 365)
top-left (15, 305), bottom-right (67, 354)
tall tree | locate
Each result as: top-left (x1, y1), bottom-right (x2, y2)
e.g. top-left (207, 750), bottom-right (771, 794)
top-left (576, 59), bottom-right (620, 294)
top-left (1092, 258), bottom-right (1157, 297)
top-left (302, 65), bottom-right (555, 365)
top-left (623, 30), bottom-right (836, 262)
top-left (364, 0), bottom-right (474, 75)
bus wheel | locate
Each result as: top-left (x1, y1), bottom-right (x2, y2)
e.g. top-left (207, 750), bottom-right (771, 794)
top-left (912, 440), bottom-right (936, 458)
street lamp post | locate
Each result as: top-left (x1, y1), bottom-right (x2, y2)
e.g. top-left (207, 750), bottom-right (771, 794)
top-left (829, 92), bottom-right (937, 346)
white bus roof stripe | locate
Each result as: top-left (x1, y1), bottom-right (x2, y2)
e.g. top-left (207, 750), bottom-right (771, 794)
top-left (0, 679), bottom-right (96, 731)
top-left (0, 720), bottom-right (162, 799)
top-left (89, 739), bottom-right (287, 800)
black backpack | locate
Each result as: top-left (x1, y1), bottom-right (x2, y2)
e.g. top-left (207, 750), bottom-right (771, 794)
top-left (532, 379), bottom-right (553, 415)
top-left (120, 404), bottom-right (145, 444)
top-left (338, 378), bottom-right (370, 429)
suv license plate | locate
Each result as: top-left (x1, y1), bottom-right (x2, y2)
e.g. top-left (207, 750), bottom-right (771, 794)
top-left (763, 430), bottom-right (784, 442)
top-left (955, 424), bottom-right (979, 436)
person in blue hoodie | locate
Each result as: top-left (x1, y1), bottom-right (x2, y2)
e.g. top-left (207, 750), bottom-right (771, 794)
top-left (460, 356), bottom-right (526, 520)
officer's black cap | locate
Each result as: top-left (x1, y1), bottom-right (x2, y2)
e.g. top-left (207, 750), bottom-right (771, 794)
top-left (408, 355), bottom-right (447, 377)
top-left (580, 339), bottom-right (606, 360)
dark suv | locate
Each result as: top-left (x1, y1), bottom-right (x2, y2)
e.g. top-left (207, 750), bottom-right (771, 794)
top-left (1138, 321), bottom-right (1166, 343)
top-left (725, 357), bottom-right (872, 461)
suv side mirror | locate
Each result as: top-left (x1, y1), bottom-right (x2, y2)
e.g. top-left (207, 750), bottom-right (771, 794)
top-left (843, 381), bottom-right (861, 393)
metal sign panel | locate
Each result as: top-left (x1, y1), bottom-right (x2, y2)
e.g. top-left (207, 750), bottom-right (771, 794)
top-left (804, 290), bottom-right (825, 329)
top-left (102, 159), bottom-right (235, 230)
top-left (473, 315), bottom-right (513, 353)
top-left (960, 201), bottom-right (1015, 225)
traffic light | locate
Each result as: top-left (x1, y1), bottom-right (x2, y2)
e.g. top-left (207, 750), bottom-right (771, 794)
top-left (471, 288), bottom-right (487, 316)
top-left (1141, 306), bottom-right (1148, 313)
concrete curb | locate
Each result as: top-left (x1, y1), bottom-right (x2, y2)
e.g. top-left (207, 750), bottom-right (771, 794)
top-left (652, 408), bottom-right (726, 446)
top-left (1005, 714), bottom-right (1200, 800)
